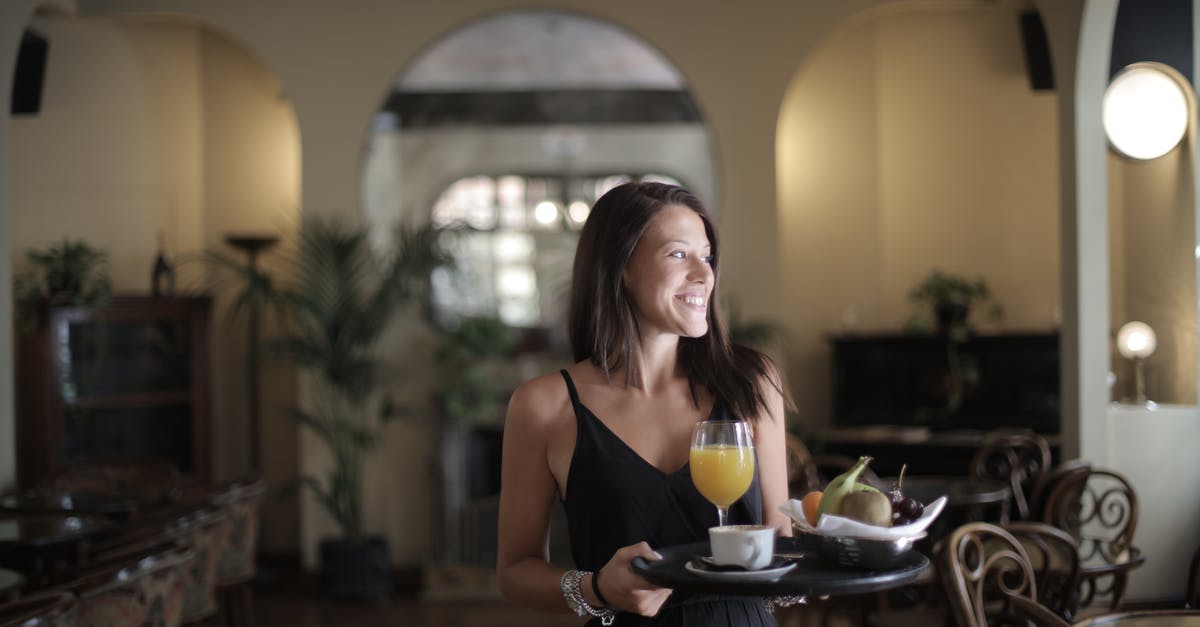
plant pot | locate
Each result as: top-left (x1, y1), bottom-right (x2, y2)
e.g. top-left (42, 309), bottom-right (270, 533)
top-left (318, 535), bottom-right (393, 603)
top-left (934, 303), bottom-right (969, 333)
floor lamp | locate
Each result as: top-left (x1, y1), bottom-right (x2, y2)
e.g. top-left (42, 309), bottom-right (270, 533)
top-left (224, 233), bottom-right (279, 474)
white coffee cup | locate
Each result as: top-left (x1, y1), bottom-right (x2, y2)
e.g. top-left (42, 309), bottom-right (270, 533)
top-left (708, 524), bottom-right (775, 570)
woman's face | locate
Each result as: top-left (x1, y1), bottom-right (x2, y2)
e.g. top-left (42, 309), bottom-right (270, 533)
top-left (622, 203), bottom-right (715, 339)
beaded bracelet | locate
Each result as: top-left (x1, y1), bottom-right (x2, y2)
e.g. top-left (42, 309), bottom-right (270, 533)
top-left (591, 568), bottom-right (612, 607)
top-left (560, 570), bottom-right (616, 625)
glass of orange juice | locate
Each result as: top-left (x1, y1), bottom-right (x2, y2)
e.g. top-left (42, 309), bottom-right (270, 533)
top-left (690, 420), bottom-right (755, 527)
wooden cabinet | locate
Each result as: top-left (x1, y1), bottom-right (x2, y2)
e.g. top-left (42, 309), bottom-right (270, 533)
top-left (829, 332), bottom-right (1060, 434)
top-left (16, 295), bottom-right (212, 489)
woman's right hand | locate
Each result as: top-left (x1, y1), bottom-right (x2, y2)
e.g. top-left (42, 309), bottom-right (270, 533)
top-left (594, 541), bottom-right (673, 617)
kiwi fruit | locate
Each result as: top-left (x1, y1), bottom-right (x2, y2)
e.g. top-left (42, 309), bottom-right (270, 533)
top-left (838, 490), bottom-right (893, 527)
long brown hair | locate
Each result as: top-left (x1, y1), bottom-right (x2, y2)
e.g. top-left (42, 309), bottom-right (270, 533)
top-left (567, 181), bottom-right (789, 422)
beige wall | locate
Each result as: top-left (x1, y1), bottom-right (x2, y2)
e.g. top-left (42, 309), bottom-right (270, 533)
top-left (0, 0), bottom-right (43, 492)
top-left (10, 18), bottom-right (204, 282)
top-left (779, 3), bottom-right (1061, 430)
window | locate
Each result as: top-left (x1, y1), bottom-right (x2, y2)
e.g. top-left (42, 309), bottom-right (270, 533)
top-left (430, 173), bottom-right (681, 329)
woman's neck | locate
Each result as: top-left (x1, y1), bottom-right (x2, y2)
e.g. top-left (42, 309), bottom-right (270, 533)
top-left (623, 335), bottom-right (683, 394)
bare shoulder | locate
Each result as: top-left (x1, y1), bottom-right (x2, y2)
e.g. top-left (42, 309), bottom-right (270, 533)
top-left (506, 370), bottom-right (572, 430)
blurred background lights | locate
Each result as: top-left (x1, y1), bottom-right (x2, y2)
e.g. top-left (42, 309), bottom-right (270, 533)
top-left (534, 200), bottom-right (559, 225)
top-left (568, 200), bottom-right (590, 223)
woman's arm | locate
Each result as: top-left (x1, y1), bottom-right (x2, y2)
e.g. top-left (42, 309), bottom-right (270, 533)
top-left (754, 362), bottom-right (793, 536)
top-left (496, 381), bottom-right (574, 613)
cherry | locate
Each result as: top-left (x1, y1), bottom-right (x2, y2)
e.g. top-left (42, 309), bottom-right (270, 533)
top-left (899, 497), bottom-right (924, 520)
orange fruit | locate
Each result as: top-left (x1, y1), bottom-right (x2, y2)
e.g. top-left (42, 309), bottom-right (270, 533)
top-left (801, 490), bottom-right (823, 526)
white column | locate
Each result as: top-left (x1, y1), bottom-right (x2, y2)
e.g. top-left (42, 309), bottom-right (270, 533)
top-left (1035, 0), bottom-right (1118, 462)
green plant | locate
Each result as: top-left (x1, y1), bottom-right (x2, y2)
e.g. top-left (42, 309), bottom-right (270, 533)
top-left (13, 238), bottom-right (112, 330)
top-left (907, 269), bottom-right (999, 336)
top-left (908, 270), bottom-right (989, 309)
top-left (435, 316), bottom-right (518, 424)
top-left (212, 218), bottom-right (447, 538)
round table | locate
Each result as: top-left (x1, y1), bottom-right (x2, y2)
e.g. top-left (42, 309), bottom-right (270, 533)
top-left (633, 535), bottom-right (930, 597)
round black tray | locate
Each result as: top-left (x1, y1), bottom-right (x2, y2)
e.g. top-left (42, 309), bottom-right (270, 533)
top-left (632, 536), bottom-right (930, 596)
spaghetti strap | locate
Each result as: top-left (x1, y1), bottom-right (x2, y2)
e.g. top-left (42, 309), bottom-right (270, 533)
top-left (559, 369), bottom-right (583, 409)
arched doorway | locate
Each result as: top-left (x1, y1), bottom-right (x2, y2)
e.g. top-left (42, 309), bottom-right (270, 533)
top-left (358, 8), bottom-right (718, 586)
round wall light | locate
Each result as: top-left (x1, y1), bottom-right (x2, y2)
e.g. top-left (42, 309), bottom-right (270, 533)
top-left (1103, 64), bottom-right (1189, 160)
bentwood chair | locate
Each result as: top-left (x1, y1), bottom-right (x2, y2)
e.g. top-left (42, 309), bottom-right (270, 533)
top-left (969, 431), bottom-right (1053, 522)
top-left (1029, 460), bottom-right (1092, 523)
top-left (1041, 468), bottom-right (1143, 616)
top-left (1004, 522), bottom-right (1081, 622)
top-left (941, 522), bottom-right (1042, 627)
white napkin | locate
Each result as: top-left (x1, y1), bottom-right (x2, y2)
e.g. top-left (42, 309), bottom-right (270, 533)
top-left (779, 495), bottom-right (948, 540)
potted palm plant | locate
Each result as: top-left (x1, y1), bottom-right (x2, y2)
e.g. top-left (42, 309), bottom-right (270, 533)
top-left (209, 218), bottom-right (446, 602)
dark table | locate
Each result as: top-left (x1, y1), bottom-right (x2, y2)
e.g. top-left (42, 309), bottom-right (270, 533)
top-left (632, 536), bottom-right (930, 597)
top-left (0, 514), bottom-right (112, 589)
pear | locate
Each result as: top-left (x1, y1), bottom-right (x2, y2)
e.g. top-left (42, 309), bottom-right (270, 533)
top-left (838, 489), bottom-right (893, 527)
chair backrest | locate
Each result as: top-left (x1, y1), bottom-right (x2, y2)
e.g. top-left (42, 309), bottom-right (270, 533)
top-left (970, 431), bottom-right (1053, 521)
top-left (1041, 467), bottom-right (1139, 612)
top-left (0, 591), bottom-right (77, 627)
top-left (1004, 521), bottom-right (1081, 621)
top-left (941, 522), bottom-right (1039, 627)
top-left (784, 434), bottom-right (821, 496)
top-left (1029, 459), bottom-right (1092, 522)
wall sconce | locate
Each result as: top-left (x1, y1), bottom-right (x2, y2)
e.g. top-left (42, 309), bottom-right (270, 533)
top-left (1103, 64), bottom-right (1189, 160)
top-left (1116, 320), bottom-right (1157, 405)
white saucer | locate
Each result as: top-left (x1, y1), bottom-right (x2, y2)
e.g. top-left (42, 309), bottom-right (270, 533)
top-left (684, 559), bottom-right (797, 582)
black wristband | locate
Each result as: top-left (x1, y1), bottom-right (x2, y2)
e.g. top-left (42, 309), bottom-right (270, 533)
top-left (591, 569), bottom-right (611, 607)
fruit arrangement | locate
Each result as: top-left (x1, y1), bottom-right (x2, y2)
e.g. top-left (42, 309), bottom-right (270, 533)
top-left (800, 457), bottom-right (925, 528)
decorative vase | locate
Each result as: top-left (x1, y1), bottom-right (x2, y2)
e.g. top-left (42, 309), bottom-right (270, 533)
top-left (318, 535), bottom-right (393, 603)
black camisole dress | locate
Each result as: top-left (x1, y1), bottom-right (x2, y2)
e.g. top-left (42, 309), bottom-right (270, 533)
top-left (559, 370), bottom-right (776, 626)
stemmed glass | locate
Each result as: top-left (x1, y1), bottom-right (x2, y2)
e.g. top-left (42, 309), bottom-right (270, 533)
top-left (690, 420), bottom-right (755, 527)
